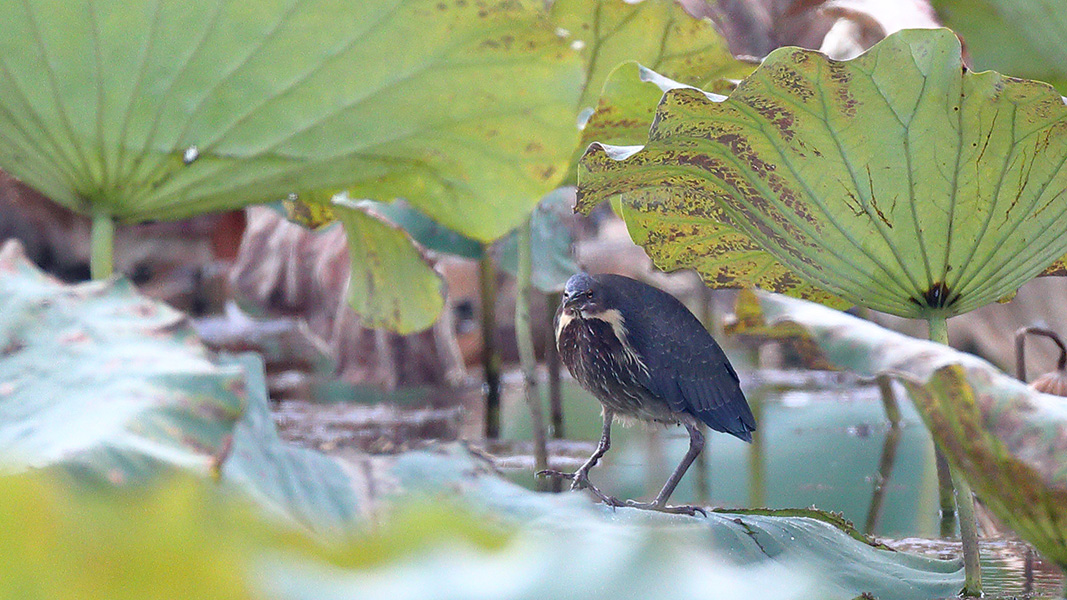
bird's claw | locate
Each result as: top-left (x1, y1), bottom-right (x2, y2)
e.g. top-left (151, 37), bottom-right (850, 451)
top-left (536, 469), bottom-right (621, 508)
top-left (537, 468), bottom-right (589, 490)
top-left (623, 499), bottom-right (708, 517)
top-left (535, 469), bottom-right (572, 480)
top-left (536, 468), bottom-right (579, 485)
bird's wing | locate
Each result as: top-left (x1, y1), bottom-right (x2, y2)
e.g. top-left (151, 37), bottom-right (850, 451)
top-left (646, 350), bottom-right (755, 442)
top-left (617, 287), bottom-right (755, 441)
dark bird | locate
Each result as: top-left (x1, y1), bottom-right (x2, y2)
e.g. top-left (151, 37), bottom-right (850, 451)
top-left (539, 273), bottom-right (755, 516)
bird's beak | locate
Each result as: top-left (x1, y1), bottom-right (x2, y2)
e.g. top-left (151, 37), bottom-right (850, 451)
top-left (562, 294), bottom-right (580, 309)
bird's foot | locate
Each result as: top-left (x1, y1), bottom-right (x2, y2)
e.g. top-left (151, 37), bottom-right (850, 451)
top-left (623, 499), bottom-right (708, 517)
top-left (536, 469), bottom-right (622, 508)
top-left (536, 468), bottom-right (578, 486)
top-left (536, 468), bottom-right (591, 491)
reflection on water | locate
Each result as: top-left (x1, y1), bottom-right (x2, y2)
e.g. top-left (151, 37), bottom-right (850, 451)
top-left (892, 538), bottom-right (1064, 599)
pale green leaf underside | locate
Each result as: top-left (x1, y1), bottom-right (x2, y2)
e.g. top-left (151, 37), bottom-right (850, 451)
top-left (618, 196), bottom-right (849, 308)
top-left (932, 0), bottom-right (1067, 94)
top-left (0, 0), bottom-right (582, 241)
top-left (580, 59), bottom-right (754, 151)
top-left (580, 28), bottom-right (1067, 319)
top-left (374, 447), bottom-right (964, 600)
top-left (0, 240), bottom-right (361, 532)
top-left (0, 241), bottom-right (241, 478)
top-left (221, 354), bottom-right (360, 535)
top-left (334, 199), bottom-right (444, 334)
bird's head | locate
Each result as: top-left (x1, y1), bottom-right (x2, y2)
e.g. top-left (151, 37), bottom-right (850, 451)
top-left (561, 273), bottom-right (608, 318)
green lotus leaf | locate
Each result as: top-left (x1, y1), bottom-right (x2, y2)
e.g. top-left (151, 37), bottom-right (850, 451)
top-left (0, 0), bottom-right (582, 241)
top-left (265, 196), bottom-right (451, 333)
top-left (552, 0), bottom-right (754, 183)
top-left (579, 28), bottom-right (1067, 319)
top-left (577, 66), bottom-right (846, 308)
top-left (932, 0), bottom-right (1067, 94)
top-left (580, 58), bottom-right (751, 151)
top-left (371, 201), bottom-right (484, 261)
top-left (551, 0), bottom-right (752, 112)
top-left (577, 63), bottom-right (840, 304)
top-left (333, 198), bottom-right (445, 334)
top-left (579, 62), bottom-right (695, 149)
top-left (728, 289), bottom-right (1067, 567)
top-left (608, 157), bottom-right (850, 308)
top-left (496, 187), bottom-right (579, 293)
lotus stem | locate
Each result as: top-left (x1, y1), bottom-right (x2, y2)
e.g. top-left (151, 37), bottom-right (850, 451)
top-left (1015, 326), bottom-right (1067, 381)
top-left (929, 315), bottom-right (958, 530)
top-left (515, 219), bottom-right (549, 490)
top-left (747, 389), bottom-right (766, 507)
top-left (953, 469), bottom-right (983, 596)
top-left (546, 290), bottom-right (564, 440)
top-left (869, 366), bottom-right (903, 534)
top-left (927, 313), bottom-right (982, 596)
top-left (935, 450), bottom-right (957, 536)
top-left (479, 249), bottom-right (501, 439)
top-left (927, 314), bottom-right (949, 347)
top-left (875, 375), bottom-right (900, 425)
top-left (90, 211), bottom-right (115, 280)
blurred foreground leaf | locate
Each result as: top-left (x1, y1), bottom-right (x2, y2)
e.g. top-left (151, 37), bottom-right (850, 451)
top-left (0, 469), bottom-right (509, 600)
top-left (579, 29), bottom-right (1067, 317)
top-left (0, 441), bottom-right (964, 600)
top-left (0, 473), bottom-right (257, 600)
top-left (0, 241), bottom-right (242, 480)
top-left (729, 289), bottom-right (1067, 568)
top-left (0, 240), bottom-right (361, 532)
top-left (335, 445), bottom-right (964, 600)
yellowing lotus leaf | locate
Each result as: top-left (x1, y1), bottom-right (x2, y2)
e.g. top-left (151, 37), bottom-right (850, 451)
top-left (580, 29), bottom-right (1067, 319)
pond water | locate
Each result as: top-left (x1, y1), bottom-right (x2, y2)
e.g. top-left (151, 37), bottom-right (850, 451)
top-left (500, 371), bottom-right (939, 538)
top-left (274, 369), bottom-right (1065, 599)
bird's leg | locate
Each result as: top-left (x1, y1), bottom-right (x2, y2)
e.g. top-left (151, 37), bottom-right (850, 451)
top-left (569, 410), bottom-right (613, 491)
top-left (538, 410), bottom-right (620, 506)
top-left (625, 422), bottom-right (707, 517)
